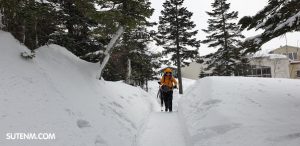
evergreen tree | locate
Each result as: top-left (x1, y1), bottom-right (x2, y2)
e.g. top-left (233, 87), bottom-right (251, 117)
top-left (0, 0), bottom-right (57, 50)
top-left (0, 0), bottom-right (158, 82)
top-left (49, 0), bottom-right (100, 62)
top-left (126, 27), bottom-right (160, 89)
top-left (103, 24), bottom-right (160, 89)
top-left (202, 0), bottom-right (245, 76)
top-left (239, 0), bottom-right (300, 53)
top-left (157, 0), bottom-right (200, 94)
top-left (94, 0), bottom-right (154, 79)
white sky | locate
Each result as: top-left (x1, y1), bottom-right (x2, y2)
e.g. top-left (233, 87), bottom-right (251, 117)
top-left (149, 0), bottom-right (300, 56)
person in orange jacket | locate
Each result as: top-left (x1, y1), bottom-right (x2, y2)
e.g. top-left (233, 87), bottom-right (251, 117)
top-left (159, 68), bottom-right (178, 112)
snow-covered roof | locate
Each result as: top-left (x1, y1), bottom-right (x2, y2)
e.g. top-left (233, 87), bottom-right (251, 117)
top-left (290, 60), bottom-right (300, 64)
top-left (252, 53), bottom-right (288, 60)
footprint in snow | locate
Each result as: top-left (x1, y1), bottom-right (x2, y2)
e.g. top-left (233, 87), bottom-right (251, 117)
top-left (202, 99), bottom-right (222, 106)
top-left (192, 123), bottom-right (241, 142)
top-left (65, 108), bottom-right (75, 116)
top-left (111, 102), bottom-right (123, 109)
top-left (95, 135), bottom-right (107, 146)
top-left (77, 119), bottom-right (91, 128)
top-left (258, 89), bottom-right (264, 92)
top-left (268, 132), bottom-right (300, 142)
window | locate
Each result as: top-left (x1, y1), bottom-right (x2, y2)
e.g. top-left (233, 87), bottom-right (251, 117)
top-left (246, 66), bottom-right (271, 78)
top-left (297, 70), bottom-right (300, 78)
top-left (287, 52), bottom-right (298, 60)
top-left (293, 53), bottom-right (298, 60)
top-left (262, 68), bottom-right (271, 75)
top-left (289, 53), bottom-right (293, 60)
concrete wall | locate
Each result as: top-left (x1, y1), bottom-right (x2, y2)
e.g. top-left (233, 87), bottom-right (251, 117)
top-left (181, 62), bottom-right (203, 80)
top-left (181, 53), bottom-right (292, 79)
top-left (270, 45), bottom-right (300, 79)
top-left (270, 45), bottom-right (300, 60)
top-left (290, 63), bottom-right (300, 79)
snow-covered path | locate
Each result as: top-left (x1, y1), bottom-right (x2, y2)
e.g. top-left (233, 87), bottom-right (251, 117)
top-left (138, 112), bottom-right (186, 146)
top-left (136, 79), bottom-right (195, 146)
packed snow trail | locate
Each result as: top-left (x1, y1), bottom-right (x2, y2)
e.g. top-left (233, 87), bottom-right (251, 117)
top-left (137, 79), bottom-right (197, 146)
top-left (138, 112), bottom-right (186, 146)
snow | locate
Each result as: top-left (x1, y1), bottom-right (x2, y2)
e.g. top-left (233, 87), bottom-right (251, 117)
top-left (35, 0), bottom-right (50, 3)
top-left (0, 30), bottom-right (157, 146)
top-left (274, 11), bottom-right (300, 32)
top-left (252, 53), bottom-right (288, 59)
top-left (138, 78), bottom-right (196, 146)
top-left (138, 113), bottom-right (186, 146)
top-left (2, 30), bottom-right (300, 146)
top-left (291, 60), bottom-right (300, 64)
top-left (179, 77), bottom-right (300, 146)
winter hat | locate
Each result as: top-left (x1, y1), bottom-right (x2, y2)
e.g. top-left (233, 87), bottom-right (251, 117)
top-left (164, 68), bottom-right (173, 73)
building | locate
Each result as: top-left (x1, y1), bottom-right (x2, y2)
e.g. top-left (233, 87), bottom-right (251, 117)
top-left (181, 52), bottom-right (292, 80)
top-left (248, 54), bottom-right (290, 78)
top-left (171, 46), bottom-right (300, 80)
top-left (181, 62), bottom-right (203, 80)
top-left (269, 45), bottom-right (300, 79)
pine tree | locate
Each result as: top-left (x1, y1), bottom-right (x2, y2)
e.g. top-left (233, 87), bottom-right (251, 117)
top-left (126, 27), bottom-right (160, 89)
top-left (94, 0), bottom-right (154, 79)
top-left (0, 0), bottom-right (157, 82)
top-left (157, 0), bottom-right (200, 94)
top-left (49, 0), bottom-right (101, 62)
top-left (202, 0), bottom-right (245, 76)
top-left (239, 0), bottom-right (300, 53)
top-left (0, 0), bottom-right (57, 50)
top-left (102, 24), bottom-right (160, 89)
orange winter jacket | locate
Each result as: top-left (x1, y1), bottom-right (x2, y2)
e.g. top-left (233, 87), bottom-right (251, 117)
top-left (160, 75), bottom-right (178, 89)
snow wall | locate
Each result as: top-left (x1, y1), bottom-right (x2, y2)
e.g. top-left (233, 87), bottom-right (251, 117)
top-left (179, 77), bottom-right (300, 146)
top-left (0, 31), bottom-right (157, 146)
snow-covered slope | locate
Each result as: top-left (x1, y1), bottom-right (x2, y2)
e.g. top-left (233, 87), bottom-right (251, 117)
top-left (179, 77), bottom-right (300, 146)
top-left (0, 31), bottom-right (156, 146)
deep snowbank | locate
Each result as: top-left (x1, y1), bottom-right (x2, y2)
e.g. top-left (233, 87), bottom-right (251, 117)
top-left (179, 77), bottom-right (300, 146)
top-left (0, 31), bottom-right (156, 146)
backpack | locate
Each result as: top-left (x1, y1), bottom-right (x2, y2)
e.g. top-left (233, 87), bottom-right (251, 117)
top-left (161, 85), bottom-right (170, 93)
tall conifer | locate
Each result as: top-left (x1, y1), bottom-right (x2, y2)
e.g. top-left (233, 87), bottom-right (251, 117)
top-left (157, 0), bottom-right (200, 94)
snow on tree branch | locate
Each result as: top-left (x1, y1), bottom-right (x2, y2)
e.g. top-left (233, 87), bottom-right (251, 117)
top-left (240, 0), bottom-right (300, 54)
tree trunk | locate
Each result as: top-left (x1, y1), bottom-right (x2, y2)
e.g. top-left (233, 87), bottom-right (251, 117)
top-left (126, 59), bottom-right (132, 84)
top-left (97, 26), bottom-right (125, 79)
top-left (176, 46), bottom-right (183, 94)
top-left (35, 17), bottom-right (38, 48)
top-left (22, 20), bottom-right (26, 44)
top-left (0, 10), bottom-right (4, 29)
top-left (221, 0), bottom-right (229, 75)
top-left (175, 3), bottom-right (183, 94)
top-left (146, 79), bottom-right (148, 92)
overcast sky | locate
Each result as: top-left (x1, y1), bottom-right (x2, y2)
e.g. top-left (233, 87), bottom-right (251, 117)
top-left (149, 0), bottom-right (300, 56)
